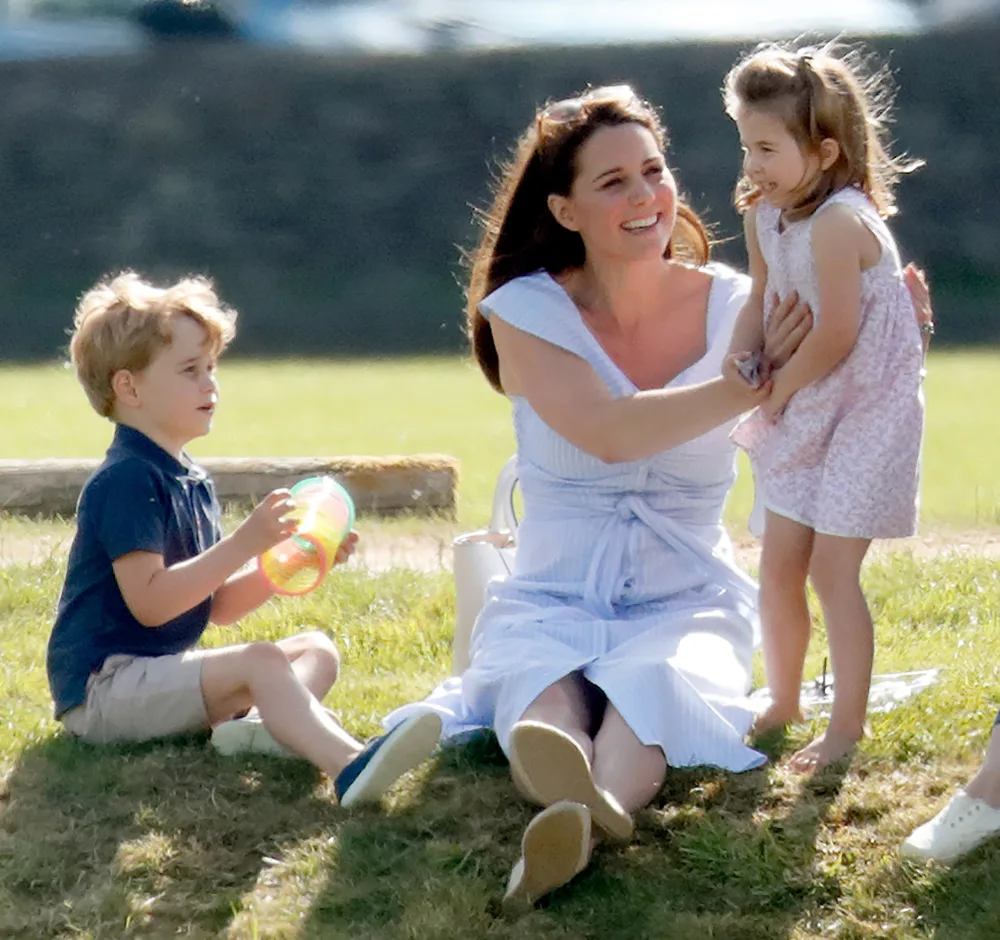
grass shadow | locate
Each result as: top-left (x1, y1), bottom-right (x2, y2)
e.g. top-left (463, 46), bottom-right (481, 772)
top-left (0, 730), bottom-right (334, 938)
top-left (901, 844), bottom-right (1000, 940)
top-left (292, 729), bottom-right (852, 939)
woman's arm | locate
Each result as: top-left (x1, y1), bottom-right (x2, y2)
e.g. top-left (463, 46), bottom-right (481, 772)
top-left (491, 317), bottom-right (769, 464)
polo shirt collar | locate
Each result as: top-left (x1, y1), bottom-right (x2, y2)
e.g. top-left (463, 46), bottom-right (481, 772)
top-left (109, 424), bottom-right (208, 482)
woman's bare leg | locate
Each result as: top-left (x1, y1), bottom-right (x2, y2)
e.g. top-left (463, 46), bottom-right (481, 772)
top-left (590, 703), bottom-right (666, 813)
top-left (518, 673), bottom-right (595, 762)
top-left (754, 511), bottom-right (814, 733)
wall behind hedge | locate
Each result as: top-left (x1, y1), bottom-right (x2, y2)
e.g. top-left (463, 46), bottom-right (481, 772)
top-left (0, 27), bottom-right (996, 360)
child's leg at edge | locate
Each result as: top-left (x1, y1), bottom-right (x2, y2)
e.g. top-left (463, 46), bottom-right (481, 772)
top-left (754, 510), bottom-right (814, 733)
top-left (965, 713), bottom-right (1000, 808)
top-left (790, 532), bottom-right (873, 771)
top-left (198, 637), bottom-right (362, 779)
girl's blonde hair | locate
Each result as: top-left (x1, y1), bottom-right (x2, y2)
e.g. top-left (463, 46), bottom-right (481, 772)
top-left (723, 41), bottom-right (922, 222)
top-left (70, 270), bottom-right (237, 418)
top-left (465, 84), bottom-right (711, 393)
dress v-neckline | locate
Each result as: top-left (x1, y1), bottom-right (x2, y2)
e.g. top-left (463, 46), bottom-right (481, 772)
top-left (540, 270), bottom-right (719, 393)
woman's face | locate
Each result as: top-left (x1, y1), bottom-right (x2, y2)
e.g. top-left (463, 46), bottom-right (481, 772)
top-left (547, 123), bottom-right (677, 263)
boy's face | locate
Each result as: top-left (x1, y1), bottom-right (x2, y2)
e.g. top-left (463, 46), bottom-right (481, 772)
top-left (116, 315), bottom-right (219, 454)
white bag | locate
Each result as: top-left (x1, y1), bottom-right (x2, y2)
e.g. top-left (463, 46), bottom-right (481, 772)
top-left (451, 456), bottom-right (518, 675)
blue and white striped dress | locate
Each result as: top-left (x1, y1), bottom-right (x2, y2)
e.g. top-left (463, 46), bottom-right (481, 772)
top-left (388, 263), bottom-right (766, 772)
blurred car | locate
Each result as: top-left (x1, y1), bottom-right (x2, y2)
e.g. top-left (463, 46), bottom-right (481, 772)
top-left (0, 0), bottom-right (929, 60)
top-left (225, 0), bottom-right (923, 52)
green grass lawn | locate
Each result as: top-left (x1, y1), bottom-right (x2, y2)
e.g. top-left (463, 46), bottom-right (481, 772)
top-left (3, 350), bottom-right (999, 529)
top-left (2, 351), bottom-right (1000, 938)
top-left (1, 554), bottom-right (999, 939)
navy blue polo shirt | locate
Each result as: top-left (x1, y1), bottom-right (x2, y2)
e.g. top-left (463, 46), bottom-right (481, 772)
top-left (47, 424), bottom-right (222, 718)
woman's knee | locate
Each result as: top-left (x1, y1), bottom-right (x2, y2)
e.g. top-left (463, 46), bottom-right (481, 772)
top-left (520, 675), bottom-right (589, 727)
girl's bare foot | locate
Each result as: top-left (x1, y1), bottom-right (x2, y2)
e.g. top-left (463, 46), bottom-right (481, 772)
top-left (752, 702), bottom-right (804, 736)
top-left (787, 728), bottom-right (861, 772)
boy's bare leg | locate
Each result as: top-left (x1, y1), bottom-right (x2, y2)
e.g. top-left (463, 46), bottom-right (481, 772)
top-left (275, 631), bottom-right (340, 700)
top-left (198, 641), bottom-right (362, 779)
top-left (790, 533), bottom-right (873, 771)
top-left (754, 511), bottom-right (814, 734)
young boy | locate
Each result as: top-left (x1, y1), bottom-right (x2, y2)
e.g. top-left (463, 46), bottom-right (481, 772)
top-left (47, 271), bottom-right (441, 807)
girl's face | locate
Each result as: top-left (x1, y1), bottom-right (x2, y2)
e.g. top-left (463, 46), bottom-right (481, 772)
top-left (547, 123), bottom-right (678, 263)
top-left (735, 106), bottom-right (823, 210)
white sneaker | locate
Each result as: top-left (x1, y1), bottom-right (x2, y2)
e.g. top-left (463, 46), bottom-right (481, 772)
top-left (211, 716), bottom-right (294, 758)
top-left (901, 790), bottom-right (1000, 862)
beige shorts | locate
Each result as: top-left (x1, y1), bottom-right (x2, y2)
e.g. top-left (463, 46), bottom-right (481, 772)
top-left (61, 651), bottom-right (209, 744)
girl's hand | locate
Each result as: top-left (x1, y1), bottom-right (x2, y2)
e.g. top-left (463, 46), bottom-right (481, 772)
top-left (760, 378), bottom-right (793, 420)
top-left (332, 530), bottom-right (359, 567)
top-left (763, 291), bottom-right (813, 372)
top-left (723, 353), bottom-right (772, 408)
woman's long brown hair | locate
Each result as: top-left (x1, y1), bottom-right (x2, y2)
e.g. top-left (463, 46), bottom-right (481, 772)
top-left (465, 85), bottom-right (711, 393)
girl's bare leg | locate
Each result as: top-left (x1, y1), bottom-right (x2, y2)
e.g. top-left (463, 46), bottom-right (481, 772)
top-left (790, 533), bottom-right (872, 771)
top-left (754, 511), bottom-right (814, 733)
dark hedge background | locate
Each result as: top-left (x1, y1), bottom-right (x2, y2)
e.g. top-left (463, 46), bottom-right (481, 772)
top-left (0, 27), bottom-right (996, 361)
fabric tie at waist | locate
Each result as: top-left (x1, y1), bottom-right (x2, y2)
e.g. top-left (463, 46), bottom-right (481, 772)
top-left (582, 494), bottom-right (759, 627)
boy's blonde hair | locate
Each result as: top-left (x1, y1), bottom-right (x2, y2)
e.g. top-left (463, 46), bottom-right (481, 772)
top-left (723, 41), bottom-right (922, 221)
top-left (70, 271), bottom-right (237, 418)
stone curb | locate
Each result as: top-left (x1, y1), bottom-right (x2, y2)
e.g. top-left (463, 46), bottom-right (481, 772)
top-left (0, 455), bottom-right (459, 518)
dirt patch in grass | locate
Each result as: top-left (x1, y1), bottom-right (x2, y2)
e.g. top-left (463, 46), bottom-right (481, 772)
top-left (2, 526), bottom-right (999, 574)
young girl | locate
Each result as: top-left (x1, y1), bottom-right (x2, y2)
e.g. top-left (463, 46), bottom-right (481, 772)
top-left (722, 43), bottom-right (929, 770)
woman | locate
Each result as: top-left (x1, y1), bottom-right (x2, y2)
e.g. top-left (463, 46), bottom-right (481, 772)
top-left (388, 84), bottom-right (926, 910)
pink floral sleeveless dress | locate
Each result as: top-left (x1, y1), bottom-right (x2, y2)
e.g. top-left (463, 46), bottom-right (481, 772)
top-left (732, 186), bottom-right (924, 539)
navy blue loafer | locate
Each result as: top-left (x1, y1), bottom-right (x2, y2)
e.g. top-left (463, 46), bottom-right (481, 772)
top-left (334, 711), bottom-right (442, 808)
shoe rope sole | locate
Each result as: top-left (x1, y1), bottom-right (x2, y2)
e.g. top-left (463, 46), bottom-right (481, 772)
top-left (502, 801), bottom-right (591, 916)
top-left (509, 720), bottom-right (634, 842)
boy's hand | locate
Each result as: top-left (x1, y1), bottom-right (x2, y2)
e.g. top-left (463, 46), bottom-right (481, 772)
top-left (234, 489), bottom-right (298, 557)
top-left (332, 530), bottom-right (359, 567)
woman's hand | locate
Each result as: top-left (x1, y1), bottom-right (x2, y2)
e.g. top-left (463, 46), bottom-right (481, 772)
top-left (762, 291), bottom-right (813, 375)
top-left (903, 263), bottom-right (934, 352)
